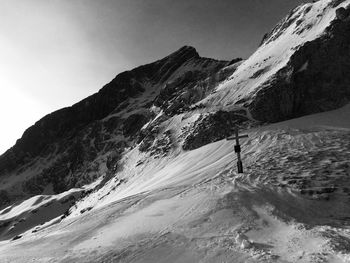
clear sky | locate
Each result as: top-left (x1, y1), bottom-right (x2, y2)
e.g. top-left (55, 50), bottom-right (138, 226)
top-left (0, 0), bottom-right (307, 154)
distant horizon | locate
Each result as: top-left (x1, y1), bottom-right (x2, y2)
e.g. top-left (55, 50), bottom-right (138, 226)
top-left (0, 0), bottom-right (308, 154)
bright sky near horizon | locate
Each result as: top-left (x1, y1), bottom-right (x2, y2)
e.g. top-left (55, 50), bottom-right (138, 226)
top-left (0, 0), bottom-right (307, 154)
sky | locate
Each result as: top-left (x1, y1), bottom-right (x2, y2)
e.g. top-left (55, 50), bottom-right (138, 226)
top-left (0, 0), bottom-right (307, 154)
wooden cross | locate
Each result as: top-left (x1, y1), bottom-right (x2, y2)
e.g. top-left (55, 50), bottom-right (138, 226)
top-left (226, 128), bottom-right (248, 173)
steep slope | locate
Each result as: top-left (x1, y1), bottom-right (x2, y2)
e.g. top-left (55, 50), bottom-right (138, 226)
top-left (0, 46), bottom-right (240, 207)
top-left (201, 0), bottom-right (350, 121)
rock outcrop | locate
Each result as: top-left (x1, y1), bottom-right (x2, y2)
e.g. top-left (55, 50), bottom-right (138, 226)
top-left (0, 46), bottom-right (239, 206)
top-left (183, 111), bottom-right (250, 151)
top-left (249, 3), bottom-right (350, 122)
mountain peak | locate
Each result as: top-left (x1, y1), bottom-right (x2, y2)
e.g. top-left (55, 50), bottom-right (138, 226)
top-left (166, 45), bottom-right (200, 60)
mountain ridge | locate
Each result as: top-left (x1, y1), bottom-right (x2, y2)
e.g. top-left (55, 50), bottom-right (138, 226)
top-left (2, 0), bottom-right (350, 207)
top-left (1, 1), bottom-right (350, 261)
top-left (0, 45), bottom-right (238, 206)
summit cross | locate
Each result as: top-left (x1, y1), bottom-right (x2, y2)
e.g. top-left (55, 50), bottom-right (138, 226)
top-left (226, 128), bottom-right (248, 173)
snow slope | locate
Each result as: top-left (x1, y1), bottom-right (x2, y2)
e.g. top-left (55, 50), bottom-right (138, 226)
top-left (0, 104), bottom-right (349, 263)
top-left (0, 182), bottom-right (99, 241)
top-left (201, 0), bottom-right (350, 110)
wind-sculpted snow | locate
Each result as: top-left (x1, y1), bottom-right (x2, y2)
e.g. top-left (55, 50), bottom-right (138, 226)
top-left (1, 105), bottom-right (350, 262)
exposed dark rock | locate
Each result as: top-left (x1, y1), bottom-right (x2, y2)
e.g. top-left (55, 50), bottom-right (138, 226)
top-left (228, 58), bottom-right (243, 66)
top-left (154, 59), bottom-right (240, 116)
top-left (0, 220), bottom-right (11, 229)
top-left (183, 111), bottom-right (250, 151)
top-left (106, 149), bottom-right (124, 173)
top-left (103, 117), bottom-right (122, 134)
top-left (11, 235), bottom-right (22, 241)
top-left (0, 46), bottom-right (233, 205)
top-left (336, 6), bottom-right (350, 20)
top-left (0, 190), bottom-right (10, 207)
top-left (138, 114), bottom-right (170, 152)
top-left (331, 0), bottom-right (347, 8)
top-left (80, 207), bottom-right (93, 214)
top-left (0, 46), bottom-right (220, 176)
top-left (250, 16), bottom-right (350, 122)
top-left (154, 69), bottom-right (229, 115)
top-left (122, 114), bottom-right (150, 138)
top-left (147, 130), bottom-right (174, 157)
top-left (250, 66), bottom-right (271, 79)
top-left (260, 33), bottom-right (269, 46)
top-left (139, 135), bottom-right (156, 152)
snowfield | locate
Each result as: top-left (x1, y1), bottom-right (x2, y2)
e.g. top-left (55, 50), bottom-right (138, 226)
top-left (0, 104), bottom-right (349, 263)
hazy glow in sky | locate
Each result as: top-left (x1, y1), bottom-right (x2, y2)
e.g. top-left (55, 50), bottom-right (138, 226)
top-left (0, 0), bottom-right (306, 154)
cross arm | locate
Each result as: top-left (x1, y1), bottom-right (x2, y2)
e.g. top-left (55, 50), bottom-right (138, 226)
top-left (226, 134), bottom-right (248, 141)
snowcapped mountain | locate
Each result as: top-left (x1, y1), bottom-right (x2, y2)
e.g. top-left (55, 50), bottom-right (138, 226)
top-left (0, 46), bottom-right (240, 204)
top-left (1, 0), bottom-right (350, 262)
top-left (202, 0), bottom-right (350, 122)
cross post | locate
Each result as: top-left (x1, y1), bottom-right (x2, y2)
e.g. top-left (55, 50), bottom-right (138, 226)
top-left (226, 128), bottom-right (248, 173)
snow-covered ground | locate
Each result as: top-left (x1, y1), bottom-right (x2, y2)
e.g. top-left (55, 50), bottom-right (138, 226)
top-left (0, 180), bottom-right (100, 242)
top-left (0, 104), bottom-right (349, 263)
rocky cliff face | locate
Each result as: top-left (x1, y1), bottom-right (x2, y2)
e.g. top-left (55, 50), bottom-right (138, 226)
top-left (0, 46), bottom-right (238, 207)
top-left (249, 2), bottom-right (350, 122)
top-left (196, 0), bottom-right (350, 123)
top-left (1, 0), bottom-right (350, 210)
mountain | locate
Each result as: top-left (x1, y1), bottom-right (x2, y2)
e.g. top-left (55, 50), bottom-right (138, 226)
top-left (1, 0), bottom-right (350, 262)
top-left (0, 46), bottom-right (241, 204)
top-left (201, 0), bottom-right (350, 122)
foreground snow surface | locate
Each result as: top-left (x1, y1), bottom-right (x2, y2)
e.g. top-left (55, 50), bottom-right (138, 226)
top-left (0, 105), bottom-right (350, 263)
